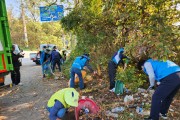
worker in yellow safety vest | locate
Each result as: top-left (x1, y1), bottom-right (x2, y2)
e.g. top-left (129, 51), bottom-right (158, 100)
top-left (47, 88), bottom-right (79, 120)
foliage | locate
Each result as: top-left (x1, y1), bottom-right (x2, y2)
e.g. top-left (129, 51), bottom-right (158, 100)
top-left (116, 65), bottom-right (147, 91)
top-left (61, 0), bottom-right (180, 88)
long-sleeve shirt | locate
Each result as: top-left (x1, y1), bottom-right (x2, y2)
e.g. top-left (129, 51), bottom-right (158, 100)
top-left (85, 60), bottom-right (93, 73)
top-left (11, 51), bottom-right (24, 67)
top-left (49, 100), bottom-right (64, 120)
top-left (50, 50), bottom-right (62, 62)
top-left (144, 62), bottom-right (155, 87)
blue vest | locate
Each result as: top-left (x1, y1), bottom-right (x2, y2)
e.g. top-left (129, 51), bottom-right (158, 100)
top-left (72, 55), bottom-right (90, 70)
top-left (40, 51), bottom-right (45, 65)
top-left (143, 59), bottom-right (180, 81)
top-left (112, 48), bottom-right (124, 64)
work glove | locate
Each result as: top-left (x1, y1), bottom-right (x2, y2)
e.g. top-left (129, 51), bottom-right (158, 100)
top-left (147, 86), bottom-right (155, 91)
top-left (157, 82), bottom-right (161, 86)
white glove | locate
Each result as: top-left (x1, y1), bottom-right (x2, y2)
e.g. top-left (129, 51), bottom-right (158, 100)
top-left (157, 82), bottom-right (161, 86)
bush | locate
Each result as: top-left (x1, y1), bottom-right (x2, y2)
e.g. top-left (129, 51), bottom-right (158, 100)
top-left (115, 65), bottom-right (147, 92)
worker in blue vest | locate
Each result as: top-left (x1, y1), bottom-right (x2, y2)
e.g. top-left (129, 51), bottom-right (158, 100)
top-left (137, 59), bottom-right (180, 120)
top-left (70, 53), bottom-right (94, 90)
top-left (108, 48), bottom-right (129, 92)
top-left (40, 46), bottom-right (47, 78)
top-left (47, 88), bottom-right (79, 120)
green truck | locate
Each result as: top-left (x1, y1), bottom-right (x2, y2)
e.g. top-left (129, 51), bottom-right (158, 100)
top-left (0, 0), bottom-right (13, 86)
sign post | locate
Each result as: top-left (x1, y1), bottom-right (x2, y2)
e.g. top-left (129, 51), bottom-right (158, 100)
top-left (40, 5), bottom-right (64, 22)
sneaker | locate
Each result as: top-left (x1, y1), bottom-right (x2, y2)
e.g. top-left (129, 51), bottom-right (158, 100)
top-left (160, 113), bottom-right (168, 119)
top-left (109, 88), bottom-right (115, 92)
top-left (18, 83), bottom-right (23, 86)
top-left (43, 74), bottom-right (46, 78)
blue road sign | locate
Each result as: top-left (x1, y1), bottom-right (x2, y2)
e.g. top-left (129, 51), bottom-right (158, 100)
top-left (40, 5), bottom-right (64, 22)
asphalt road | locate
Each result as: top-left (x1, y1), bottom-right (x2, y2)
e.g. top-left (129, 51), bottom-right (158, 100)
top-left (5, 51), bottom-right (38, 85)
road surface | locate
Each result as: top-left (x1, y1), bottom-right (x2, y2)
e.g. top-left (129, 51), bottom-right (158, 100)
top-left (0, 51), bottom-right (72, 120)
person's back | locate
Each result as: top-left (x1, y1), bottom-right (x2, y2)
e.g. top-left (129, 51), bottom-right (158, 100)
top-left (144, 59), bottom-right (180, 81)
top-left (72, 55), bottom-right (90, 70)
top-left (51, 50), bottom-right (62, 61)
top-left (70, 54), bottom-right (94, 90)
top-left (51, 46), bottom-right (62, 72)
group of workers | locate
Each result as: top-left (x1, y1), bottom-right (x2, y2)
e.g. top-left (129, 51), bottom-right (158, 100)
top-left (46, 47), bottom-right (180, 120)
top-left (40, 46), bottom-right (63, 78)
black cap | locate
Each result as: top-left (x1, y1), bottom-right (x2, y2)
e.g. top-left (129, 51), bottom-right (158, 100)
top-left (53, 46), bottom-right (57, 49)
top-left (83, 53), bottom-right (89, 57)
top-left (137, 59), bottom-right (147, 70)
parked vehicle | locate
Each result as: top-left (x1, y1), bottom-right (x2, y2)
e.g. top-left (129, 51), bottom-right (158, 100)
top-left (0, 0), bottom-right (13, 86)
top-left (30, 52), bottom-right (40, 65)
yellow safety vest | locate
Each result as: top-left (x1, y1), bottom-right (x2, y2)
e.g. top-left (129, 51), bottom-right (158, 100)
top-left (47, 88), bottom-right (70, 108)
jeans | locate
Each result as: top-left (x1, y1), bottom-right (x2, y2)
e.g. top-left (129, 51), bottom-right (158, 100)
top-left (41, 64), bottom-right (45, 75)
top-left (52, 59), bottom-right (61, 72)
top-left (47, 107), bottom-right (66, 119)
top-left (70, 67), bottom-right (84, 89)
top-left (150, 72), bottom-right (180, 120)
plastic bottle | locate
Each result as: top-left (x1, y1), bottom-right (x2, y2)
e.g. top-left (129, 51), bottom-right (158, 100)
top-left (136, 106), bottom-right (143, 115)
top-left (106, 111), bottom-right (118, 118)
top-left (111, 107), bottom-right (125, 113)
top-left (84, 108), bottom-right (89, 114)
top-left (81, 106), bottom-right (90, 114)
top-left (138, 88), bottom-right (146, 93)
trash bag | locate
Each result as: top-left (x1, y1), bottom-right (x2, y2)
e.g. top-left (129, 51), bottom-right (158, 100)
top-left (115, 80), bottom-right (124, 95)
top-left (68, 70), bottom-right (86, 86)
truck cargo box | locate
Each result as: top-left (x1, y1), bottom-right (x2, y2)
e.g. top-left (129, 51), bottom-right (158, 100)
top-left (0, 0), bottom-right (13, 77)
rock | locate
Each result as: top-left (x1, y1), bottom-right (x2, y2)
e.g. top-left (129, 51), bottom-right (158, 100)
top-left (54, 76), bottom-right (59, 80)
top-left (130, 113), bottom-right (134, 116)
top-left (149, 90), bottom-right (155, 95)
top-left (89, 96), bottom-right (93, 99)
top-left (143, 110), bottom-right (150, 116)
top-left (138, 88), bottom-right (146, 93)
top-left (143, 94), bottom-right (148, 98)
top-left (33, 92), bottom-right (37, 97)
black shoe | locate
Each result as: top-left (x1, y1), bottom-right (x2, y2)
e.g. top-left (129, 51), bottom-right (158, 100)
top-left (43, 74), bottom-right (46, 78)
top-left (160, 113), bottom-right (168, 119)
top-left (80, 84), bottom-right (86, 90)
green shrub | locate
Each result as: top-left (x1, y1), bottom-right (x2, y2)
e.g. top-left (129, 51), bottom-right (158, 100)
top-left (115, 65), bottom-right (147, 92)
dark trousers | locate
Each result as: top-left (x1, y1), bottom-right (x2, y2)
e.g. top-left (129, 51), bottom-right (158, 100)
top-left (52, 59), bottom-right (61, 72)
top-left (70, 67), bottom-right (84, 89)
top-left (11, 67), bottom-right (20, 85)
top-left (150, 72), bottom-right (180, 120)
top-left (108, 61), bottom-right (117, 89)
